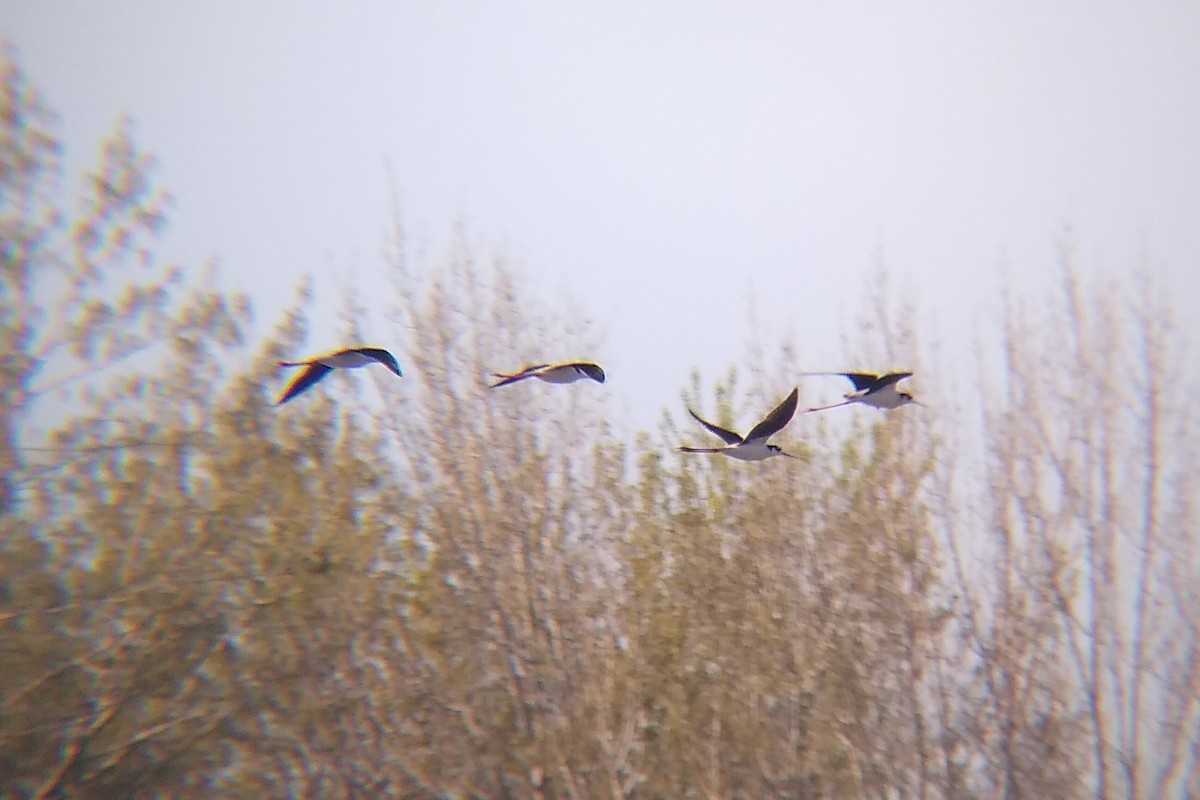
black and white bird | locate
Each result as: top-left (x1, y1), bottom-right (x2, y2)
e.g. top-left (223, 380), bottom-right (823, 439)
top-left (276, 347), bottom-right (403, 405)
top-left (490, 362), bottom-right (606, 389)
top-left (801, 371), bottom-right (921, 413)
top-left (678, 388), bottom-right (800, 461)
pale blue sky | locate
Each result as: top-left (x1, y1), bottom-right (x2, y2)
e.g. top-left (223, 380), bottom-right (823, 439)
top-left (5, 1), bottom-right (1199, 429)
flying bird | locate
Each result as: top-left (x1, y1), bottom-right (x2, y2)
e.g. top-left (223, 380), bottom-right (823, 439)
top-left (276, 347), bottom-right (403, 405)
top-left (800, 371), bottom-right (921, 413)
top-left (678, 387), bottom-right (800, 461)
top-left (489, 361), bottom-right (606, 389)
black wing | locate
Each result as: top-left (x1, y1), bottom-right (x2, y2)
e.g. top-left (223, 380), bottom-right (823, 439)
top-left (800, 371), bottom-right (884, 391)
top-left (687, 408), bottom-right (743, 445)
top-left (840, 372), bottom-right (882, 391)
top-left (572, 363), bottom-right (606, 383)
top-left (742, 387), bottom-right (799, 444)
top-left (869, 371), bottom-right (913, 391)
top-left (277, 364), bottom-right (333, 405)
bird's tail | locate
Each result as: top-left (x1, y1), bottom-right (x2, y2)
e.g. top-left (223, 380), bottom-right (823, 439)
top-left (677, 446), bottom-right (724, 454)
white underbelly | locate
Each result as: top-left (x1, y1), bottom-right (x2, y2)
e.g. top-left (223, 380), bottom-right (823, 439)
top-left (536, 366), bottom-right (581, 384)
top-left (724, 443), bottom-right (773, 462)
top-left (853, 387), bottom-right (904, 409)
top-left (322, 351), bottom-right (373, 368)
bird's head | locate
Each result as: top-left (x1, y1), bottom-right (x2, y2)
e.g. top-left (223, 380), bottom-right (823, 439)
top-left (579, 363), bottom-right (606, 384)
top-left (379, 352), bottom-right (404, 378)
top-left (768, 444), bottom-right (800, 460)
top-left (899, 391), bottom-right (924, 408)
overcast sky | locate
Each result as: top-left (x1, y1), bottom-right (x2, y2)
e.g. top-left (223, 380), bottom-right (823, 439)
top-left (5, 1), bottom-right (1199, 429)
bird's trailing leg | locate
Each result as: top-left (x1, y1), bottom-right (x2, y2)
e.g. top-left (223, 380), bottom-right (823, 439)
top-left (804, 399), bottom-right (855, 414)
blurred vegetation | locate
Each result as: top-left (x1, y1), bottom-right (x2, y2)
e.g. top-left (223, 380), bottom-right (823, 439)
top-left (3, 51), bottom-right (1197, 799)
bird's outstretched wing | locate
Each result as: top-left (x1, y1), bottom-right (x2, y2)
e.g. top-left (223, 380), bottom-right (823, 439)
top-left (800, 371), bottom-right (914, 392)
top-left (742, 388), bottom-right (799, 444)
top-left (871, 371), bottom-right (913, 390)
top-left (840, 372), bottom-right (883, 391)
top-left (277, 364), bottom-right (333, 405)
top-left (686, 408), bottom-right (743, 445)
top-left (799, 371), bottom-right (880, 391)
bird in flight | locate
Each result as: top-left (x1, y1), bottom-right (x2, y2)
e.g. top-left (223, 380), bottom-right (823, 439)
top-left (678, 387), bottom-right (800, 461)
top-left (489, 361), bottom-right (606, 389)
top-left (800, 371), bottom-right (921, 413)
top-left (276, 347), bottom-right (403, 405)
